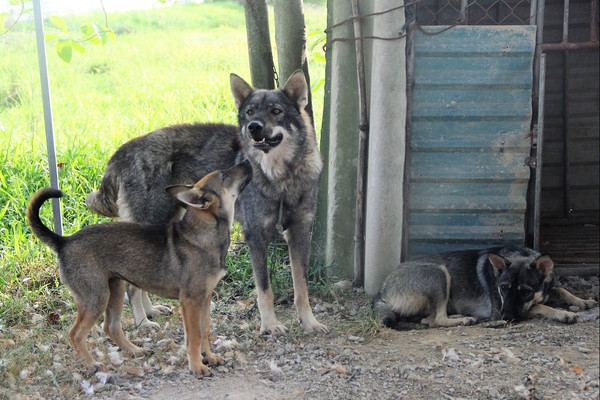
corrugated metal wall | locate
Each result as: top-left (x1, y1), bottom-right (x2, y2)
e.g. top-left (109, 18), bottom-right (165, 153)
top-left (406, 25), bottom-right (537, 256)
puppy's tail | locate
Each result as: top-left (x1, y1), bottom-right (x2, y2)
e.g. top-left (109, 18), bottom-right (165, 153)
top-left (27, 188), bottom-right (65, 253)
top-left (86, 169), bottom-right (119, 218)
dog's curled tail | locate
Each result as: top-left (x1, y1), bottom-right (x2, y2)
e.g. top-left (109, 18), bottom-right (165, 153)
top-left (86, 171), bottom-right (119, 218)
top-left (27, 187), bottom-right (65, 253)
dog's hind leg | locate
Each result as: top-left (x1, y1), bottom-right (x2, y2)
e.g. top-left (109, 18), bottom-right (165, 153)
top-left (285, 224), bottom-right (328, 334)
top-left (425, 299), bottom-right (477, 327)
top-left (69, 301), bottom-right (105, 370)
top-left (180, 297), bottom-right (213, 376)
top-left (423, 268), bottom-right (477, 328)
top-left (104, 279), bottom-right (153, 358)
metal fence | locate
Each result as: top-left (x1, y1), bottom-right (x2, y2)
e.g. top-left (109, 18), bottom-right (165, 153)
top-left (416, 0), bottom-right (534, 25)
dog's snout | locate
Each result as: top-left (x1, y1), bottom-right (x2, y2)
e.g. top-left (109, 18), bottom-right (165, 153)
top-left (248, 121), bottom-right (263, 139)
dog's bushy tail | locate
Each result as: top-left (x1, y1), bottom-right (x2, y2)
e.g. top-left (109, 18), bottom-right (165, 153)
top-left (27, 188), bottom-right (65, 252)
top-left (86, 168), bottom-right (119, 218)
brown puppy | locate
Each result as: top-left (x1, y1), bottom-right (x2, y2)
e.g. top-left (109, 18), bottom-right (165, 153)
top-left (27, 161), bottom-right (252, 376)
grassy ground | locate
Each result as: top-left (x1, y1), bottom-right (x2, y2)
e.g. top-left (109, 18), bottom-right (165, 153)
top-left (0, 1), bottom-right (326, 336)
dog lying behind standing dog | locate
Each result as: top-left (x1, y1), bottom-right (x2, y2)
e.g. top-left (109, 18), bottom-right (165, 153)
top-left (87, 70), bottom-right (327, 335)
top-left (374, 246), bottom-right (597, 328)
top-left (27, 161), bottom-right (252, 376)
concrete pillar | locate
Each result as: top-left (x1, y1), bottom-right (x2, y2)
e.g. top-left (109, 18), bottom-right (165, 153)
top-left (363, 0), bottom-right (407, 296)
top-left (314, 0), bottom-right (359, 280)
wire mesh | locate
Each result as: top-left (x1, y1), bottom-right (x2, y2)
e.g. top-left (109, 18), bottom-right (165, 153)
top-left (416, 0), bottom-right (533, 25)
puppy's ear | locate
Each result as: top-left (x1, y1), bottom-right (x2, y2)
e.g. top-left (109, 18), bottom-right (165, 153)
top-left (230, 73), bottom-right (254, 110)
top-left (534, 254), bottom-right (554, 276)
top-left (282, 69), bottom-right (308, 110)
top-left (166, 185), bottom-right (214, 209)
top-left (488, 253), bottom-right (509, 272)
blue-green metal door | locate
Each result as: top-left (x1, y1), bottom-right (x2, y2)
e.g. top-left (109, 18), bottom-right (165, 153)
top-left (406, 25), bottom-right (537, 256)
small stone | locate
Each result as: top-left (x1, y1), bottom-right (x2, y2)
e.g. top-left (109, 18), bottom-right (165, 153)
top-left (332, 280), bottom-right (353, 293)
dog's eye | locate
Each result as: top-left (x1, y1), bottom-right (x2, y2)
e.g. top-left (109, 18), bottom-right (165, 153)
top-left (499, 283), bottom-right (510, 294)
top-left (221, 172), bottom-right (229, 180)
top-left (246, 108), bottom-right (254, 116)
top-left (518, 285), bottom-right (533, 298)
top-left (271, 107), bottom-right (282, 115)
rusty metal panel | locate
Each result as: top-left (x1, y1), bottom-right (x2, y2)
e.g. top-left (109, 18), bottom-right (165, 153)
top-left (406, 25), bottom-right (537, 256)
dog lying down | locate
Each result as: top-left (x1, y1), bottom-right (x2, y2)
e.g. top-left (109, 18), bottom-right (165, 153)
top-left (373, 246), bottom-right (597, 328)
top-left (27, 161), bottom-right (252, 376)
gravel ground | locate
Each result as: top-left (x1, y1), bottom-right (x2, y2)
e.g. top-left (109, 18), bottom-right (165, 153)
top-left (5, 276), bottom-right (599, 400)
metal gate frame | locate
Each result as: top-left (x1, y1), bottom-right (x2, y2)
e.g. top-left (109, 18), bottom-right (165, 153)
top-left (532, 0), bottom-right (599, 268)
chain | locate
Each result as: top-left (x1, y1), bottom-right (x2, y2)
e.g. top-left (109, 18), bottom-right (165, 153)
top-left (272, 65), bottom-right (280, 88)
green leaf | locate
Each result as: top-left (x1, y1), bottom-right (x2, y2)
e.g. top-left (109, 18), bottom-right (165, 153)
top-left (72, 42), bottom-right (85, 54)
top-left (99, 30), bottom-right (109, 45)
top-left (80, 22), bottom-right (95, 36)
top-left (80, 22), bottom-right (101, 45)
top-left (105, 28), bottom-right (116, 41)
top-left (313, 52), bottom-right (326, 63)
top-left (49, 16), bottom-right (68, 32)
top-left (0, 12), bottom-right (8, 32)
top-left (56, 38), bottom-right (73, 63)
top-left (98, 27), bottom-right (116, 45)
top-left (44, 33), bottom-right (60, 42)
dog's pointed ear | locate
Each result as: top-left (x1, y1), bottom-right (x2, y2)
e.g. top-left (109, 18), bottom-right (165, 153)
top-left (166, 185), bottom-right (215, 209)
top-left (282, 70), bottom-right (308, 110)
top-left (534, 254), bottom-right (554, 276)
top-left (230, 73), bottom-right (254, 110)
top-left (488, 253), bottom-right (509, 272)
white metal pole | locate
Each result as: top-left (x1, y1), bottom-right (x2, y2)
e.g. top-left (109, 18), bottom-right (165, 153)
top-left (33, 0), bottom-right (63, 235)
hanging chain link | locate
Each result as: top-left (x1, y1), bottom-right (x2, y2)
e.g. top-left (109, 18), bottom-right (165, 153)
top-left (272, 65), bottom-right (280, 88)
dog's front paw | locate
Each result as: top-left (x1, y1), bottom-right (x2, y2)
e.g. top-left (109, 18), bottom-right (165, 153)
top-left (81, 361), bottom-right (105, 376)
top-left (300, 319), bottom-right (329, 334)
top-left (138, 318), bottom-right (160, 331)
top-left (202, 352), bottom-right (224, 366)
top-left (129, 346), bottom-right (154, 358)
top-left (190, 362), bottom-right (213, 377)
top-left (148, 304), bottom-right (172, 317)
top-left (299, 311), bottom-right (329, 334)
top-left (579, 298), bottom-right (598, 310)
top-left (260, 321), bottom-right (288, 335)
top-left (555, 309), bottom-right (578, 324)
top-left (461, 317), bottom-right (478, 326)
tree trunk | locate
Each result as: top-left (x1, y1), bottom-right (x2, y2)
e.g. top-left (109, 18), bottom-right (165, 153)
top-left (243, 0), bottom-right (275, 89)
top-left (273, 0), bottom-right (313, 120)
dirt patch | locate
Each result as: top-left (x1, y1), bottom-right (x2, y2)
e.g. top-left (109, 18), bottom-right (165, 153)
top-left (3, 276), bottom-right (598, 400)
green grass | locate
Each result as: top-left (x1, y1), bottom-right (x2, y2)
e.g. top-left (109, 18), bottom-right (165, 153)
top-left (0, 1), bottom-right (327, 326)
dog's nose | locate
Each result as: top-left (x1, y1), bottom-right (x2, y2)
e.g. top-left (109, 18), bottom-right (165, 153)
top-left (501, 311), bottom-right (519, 322)
top-left (248, 121), bottom-right (263, 139)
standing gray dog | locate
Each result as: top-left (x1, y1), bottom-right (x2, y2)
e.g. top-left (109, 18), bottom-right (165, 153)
top-left (87, 70), bottom-right (327, 334)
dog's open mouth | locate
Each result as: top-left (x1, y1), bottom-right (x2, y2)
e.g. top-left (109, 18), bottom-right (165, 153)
top-left (251, 133), bottom-right (283, 149)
